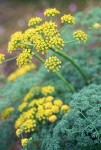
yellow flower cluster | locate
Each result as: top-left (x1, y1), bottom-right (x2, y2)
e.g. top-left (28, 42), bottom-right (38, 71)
top-left (61, 105), bottom-right (70, 113)
top-left (41, 86), bottom-right (55, 96)
top-left (61, 14), bottom-right (75, 24)
top-left (15, 108), bottom-right (36, 129)
top-left (8, 32), bottom-right (23, 53)
top-left (45, 56), bottom-right (61, 72)
top-left (54, 99), bottom-right (63, 106)
top-left (73, 30), bottom-right (87, 43)
top-left (93, 23), bottom-right (101, 29)
top-left (21, 138), bottom-right (28, 147)
top-left (16, 49), bottom-right (34, 68)
top-left (22, 119), bottom-right (36, 132)
top-left (0, 54), bottom-right (5, 64)
top-left (24, 87), bottom-right (35, 102)
top-left (48, 115), bottom-right (57, 122)
top-left (18, 102), bottom-right (28, 112)
top-left (28, 17), bottom-right (42, 27)
top-left (1, 107), bottom-right (14, 120)
top-left (16, 128), bottom-right (23, 137)
top-left (15, 93), bottom-right (70, 134)
top-left (44, 8), bottom-right (60, 17)
top-left (30, 22), bottom-right (64, 54)
top-left (8, 63), bottom-right (36, 82)
top-left (23, 27), bottom-right (43, 43)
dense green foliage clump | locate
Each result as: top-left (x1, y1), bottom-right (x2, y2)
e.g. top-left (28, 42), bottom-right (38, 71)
top-left (42, 84), bottom-right (101, 150)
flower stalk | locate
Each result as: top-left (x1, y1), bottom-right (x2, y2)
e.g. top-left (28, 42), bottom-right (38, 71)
top-left (3, 56), bottom-right (17, 63)
top-left (34, 54), bottom-right (75, 93)
top-left (50, 48), bottom-right (89, 84)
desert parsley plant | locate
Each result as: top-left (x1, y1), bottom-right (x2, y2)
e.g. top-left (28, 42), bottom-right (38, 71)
top-left (1, 8), bottom-right (89, 93)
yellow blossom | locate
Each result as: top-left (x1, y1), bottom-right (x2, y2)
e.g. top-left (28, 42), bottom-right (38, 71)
top-left (1, 107), bottom-right (14, 120)
top-left (45, 96), bottom-right (54, 102)
top-left (24, 21), bottom-right (64, 54)
top-left (36, 106), bottom-right (45, 121)
top-left (18, 102), bottom-right (28, 112)
top-left (44, 109), bottom-right (52, 117)
top-left (51, 105), bottom-right (59, 113)
top-left (73, 30), bottom-right (87, 43)
top-left (15, 108), bottom-right (36, 129)
top-left (0, 54), bottom-right (5, 64)
top-left (54, 100), bottom-right (63, 107)
top-left (44, 102), bottom-right (53, 109)
top-left (45, 56), bottom-right (61, 72)
top-left (21, 138), bottom-right (28, 147)
top-left (8, 63), bottom-right (36, 82)
top-left (8, 31), bottom-right (23, 54)
top-left (61, 105), bottom-right (70, 113)
top-left (28, 17), bottom-right (42, 27)
top-left (22, 119), bottom-right (36, 133)
top-left (38, 97), bottom-right (45, 105)
top-left (28, 99), bottom-right (39, 107)
top-left (93, 23), bottom-right (101, 29)
top-left (61, 14), bottom-right (75, 24)
top-left (16, 129), bottom-right (22, 137)
top-left (44, 8), bottom-right (60, 17)
top-left (48, 115), bottom-right (57, 122)
top-left (16, 49), bottom-right (34, 68)
top-left (24, 87), bottom-right (34, 102)
top-left (41, 86), bottom-right (55, 96)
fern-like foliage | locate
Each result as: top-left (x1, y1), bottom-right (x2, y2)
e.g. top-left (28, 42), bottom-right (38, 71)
top-left (42, 84), bottom-right (101, 150)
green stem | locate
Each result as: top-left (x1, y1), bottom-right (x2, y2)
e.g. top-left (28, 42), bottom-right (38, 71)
top-left (34, 54), bottom-right (75, 93)
top-left (64, 40), bottom-right (77, 44)
top-left (50, 48), bottom-right (89, 84)
top-left (56, 72), bottom-right (75, 93)
top-left (34, 54), bottom-right (45, 63)
top-left (3, 56), bottom-right (17, 62)
top-left (59, 24), bottom-right (67, 33)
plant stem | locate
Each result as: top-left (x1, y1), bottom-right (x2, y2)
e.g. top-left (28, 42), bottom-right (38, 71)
top-left (56, 72), bottom-right (75, 93)
top-left (59, 24), bottom-right (67, 33)
top-left (64, 40), bottom-right (77, 44)
top-left (50, 48), bottom-right (89, 84)
top-left (34, 54), bottom-right (75, 93)
top-left (34, 54), bottom-right (44, 63)
top-left (3, 56), bottom-right (17, 62)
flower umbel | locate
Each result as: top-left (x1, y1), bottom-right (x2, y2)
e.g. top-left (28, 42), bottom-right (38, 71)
top-left (41, 86), bottom-right (55, 96)
top-left (73, 30), bottom-right (87, 43)
top-left (44, 8), bottom-right (60, 17)
top-left (45, 56), bottom-right (61, 72)
top-left (48, 115), bottom-right (57, 122)
top-left (8, 31), bottom-right (23, 54)
top-left (61, 14), bottom-right (75, 24)
top-left (21, 138), bottom-right (28, 147)
top-left (61, 105), bottom-right (70, 113)
top-left (28, 17), bottom-right (42, 27)
top-left (1, 107), bottom-right (14, 120)
top-left (16, 49), bottom-right (34, 68)
top-left (8, 63), bottom-right (36, 82)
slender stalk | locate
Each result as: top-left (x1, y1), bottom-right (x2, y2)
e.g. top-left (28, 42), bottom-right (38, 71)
top-left (59, 24), bottom-right (67, 33)
top-left (34, 54), bottom-right (75, 93)
top-left (64, 40), bottom-right (77, 44)
top-left (56, 72), bottom-right (75, 93)
top-left (34, 54), bottom-right (44, 63)
top-left (20, 42), bottom-right (88, 84)
top-left (3, 56), bottom-right (17, 62)
top-left (50, 48), bottom-right (89, 84)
